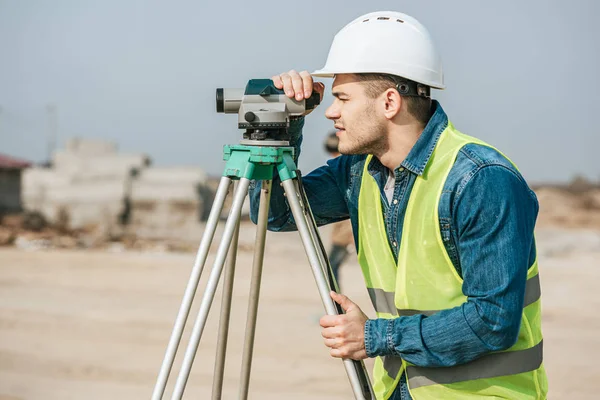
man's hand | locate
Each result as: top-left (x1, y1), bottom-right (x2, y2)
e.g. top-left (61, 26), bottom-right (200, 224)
top-left (271, 70), bottom-right (325, 115)
top-left (320, 291), bottom-right (368, 360)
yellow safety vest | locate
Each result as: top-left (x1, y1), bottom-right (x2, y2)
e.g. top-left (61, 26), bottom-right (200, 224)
top-left (357, 122), bottom-right (548, 399)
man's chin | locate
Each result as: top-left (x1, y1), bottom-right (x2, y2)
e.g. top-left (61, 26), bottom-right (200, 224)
top-left (339, 138), bottom-right (372, 155)
top-left (339, 146), bottom-right (368, 155)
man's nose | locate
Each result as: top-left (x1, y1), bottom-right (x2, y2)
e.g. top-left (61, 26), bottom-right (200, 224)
top-left (325, 103), bottom-right (340, 120)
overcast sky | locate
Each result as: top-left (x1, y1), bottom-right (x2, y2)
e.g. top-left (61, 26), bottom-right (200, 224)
top-left (0, 0), bottom-right (598, 183)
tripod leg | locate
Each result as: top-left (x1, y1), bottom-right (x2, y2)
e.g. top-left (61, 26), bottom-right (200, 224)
top-left (281, 179), bottom-right (372, 400)
top-left (152, 176), bottom-right (232, 400)
top-left (171, 178), bottom-right (251, 400)
top-left (292, 179), bottom-right (340, 293)
top-left (294, 178), bottom-right (374, 399)
top-left (212, 184), bottom-right (242, 400)
top-left (238, 179), bottom-right (272, 400)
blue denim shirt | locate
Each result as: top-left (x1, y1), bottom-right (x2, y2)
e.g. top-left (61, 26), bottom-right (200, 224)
top-left (249, 101), bottom-right (538, 399)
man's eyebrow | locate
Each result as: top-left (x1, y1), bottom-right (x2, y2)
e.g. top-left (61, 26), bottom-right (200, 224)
top-left (332, 91), bottom-right (349, 98)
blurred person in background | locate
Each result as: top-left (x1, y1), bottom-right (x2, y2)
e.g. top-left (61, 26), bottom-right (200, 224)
top-left (324, 131), bottom-right (355, 291)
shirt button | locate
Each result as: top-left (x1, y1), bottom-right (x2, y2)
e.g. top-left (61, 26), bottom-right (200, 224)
top-left (393, 199), bottom-right (398, 205)
top-left (393, 241), bottom-right (397, 247)
top-left (399, 167), bottom-right (405, 172)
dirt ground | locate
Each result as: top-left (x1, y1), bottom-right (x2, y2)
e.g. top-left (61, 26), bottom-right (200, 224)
top-left (0, 224), bottom-right (599, 399)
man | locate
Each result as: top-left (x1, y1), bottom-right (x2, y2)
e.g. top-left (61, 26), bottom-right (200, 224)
top-left (249, 11), bottom-right (547, 399)
top-left (324, 131), bottom-right (355, 290)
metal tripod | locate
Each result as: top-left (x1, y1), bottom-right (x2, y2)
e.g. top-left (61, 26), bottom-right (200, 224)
top-left (151, 142), bottom-right (374, 400)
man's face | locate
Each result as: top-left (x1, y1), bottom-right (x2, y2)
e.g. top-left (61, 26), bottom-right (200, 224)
top-left (325, 74), bottom-right (387, 155)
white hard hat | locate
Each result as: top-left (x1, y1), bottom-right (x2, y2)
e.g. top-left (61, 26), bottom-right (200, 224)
top-left (312, 11), bottom-right (445, 89)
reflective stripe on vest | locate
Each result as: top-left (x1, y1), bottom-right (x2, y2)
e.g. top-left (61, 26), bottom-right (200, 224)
top-left (367, 274), bottom-right (542, 317)
top-left (357, 122), bottom-right (547, 399)
top-left (407, 340), bottom-right (544, 389)
top-left (380, 340), bottom-right (544, 389)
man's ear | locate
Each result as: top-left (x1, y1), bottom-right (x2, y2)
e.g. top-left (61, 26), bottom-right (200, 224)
top-left (383, 88), bottom-right (402, 120)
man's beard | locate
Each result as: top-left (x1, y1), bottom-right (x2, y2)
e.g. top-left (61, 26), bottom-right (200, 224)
top-left (338, 114), bottom-right (387, 155)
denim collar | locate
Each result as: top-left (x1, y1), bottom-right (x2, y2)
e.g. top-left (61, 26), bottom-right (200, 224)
top-left (368, 100), bottom-right (449, 177)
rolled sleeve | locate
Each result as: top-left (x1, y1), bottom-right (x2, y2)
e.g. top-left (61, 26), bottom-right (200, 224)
top-left (365, 318), bottom-right (396, 358)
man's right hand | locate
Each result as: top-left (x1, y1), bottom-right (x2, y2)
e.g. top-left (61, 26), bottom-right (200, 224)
top-left (272, 70), bottom-right (325, 116)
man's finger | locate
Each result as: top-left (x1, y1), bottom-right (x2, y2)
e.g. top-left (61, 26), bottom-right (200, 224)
top-left (289, 70), bottom-right (305, 100)
top-left (323, 338), bottom-right (340, 349)
top-left (319, 314), bottom-right (342, 328)
top-left (271, 74), bottom-right (283, 89)
top-left (330, 348), bottom-right (346, 359)
top-left (279, 73), bottom-right (294, 98)
top-left (330, 291), bottom-right (355, 312)
top-left (321, 326), bottom-right (341, 339)
top-left (313, 81), bottom-right (325, 92)
top-left (299, 70), bottom-right (313, 98)
top-left (314, 81), bottom-right (325, 92)
top-left (314, 82), bottom-right (325, 102)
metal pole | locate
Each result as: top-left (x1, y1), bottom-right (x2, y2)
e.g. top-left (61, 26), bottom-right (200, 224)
top-left (152, 177), bottom-right (232, 400)
top-left (45, 103), bottom-right (58, 164)
top-left (293, 180), bottom-right (338, 292)
top-left (211, 183), bottom-right (241, 400)
top-left (294, 179), bottom-right (373, 399)
top-left (282, 179), bottom-right (369, 400)
top-left (171, 177), bottom-right (251, 400)
top-left (238, 179), bottom-right (272, 400)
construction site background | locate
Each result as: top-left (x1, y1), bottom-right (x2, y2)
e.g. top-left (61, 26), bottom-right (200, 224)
top-left (2, 174), bottom-right (600, 252)
top-left (1, 138), bottom-right (599, 251)
top-left (0, 138), bottom-right (251, 252)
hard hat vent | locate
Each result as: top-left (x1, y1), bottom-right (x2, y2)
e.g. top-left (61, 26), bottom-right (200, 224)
top-left (361, 17), bottom-right (405, 23)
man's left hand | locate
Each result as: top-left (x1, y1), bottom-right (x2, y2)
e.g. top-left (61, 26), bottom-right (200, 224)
top-left (320, 291), bottom-right (369, 360)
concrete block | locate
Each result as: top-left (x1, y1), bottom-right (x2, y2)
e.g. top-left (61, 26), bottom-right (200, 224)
top-left (52, 152), bottom-right (150, 180)
top-left (131, 182), bottom-right (199, 202)
top-left (128, 167), bottom-right (209, 239)
top-left (129, 201), bottom-right (199, 239)
top-left (22, 169), bottom-right (129, 230)
top-left (21, 168), bottom-right (71, 211)
top-left (45, 180), bottom-right (128, 203)
top-left (22, 168), bottom-right (71, 189)
top-left (65, 138), bottom-right (117, 156)
top-left (135, 167), bottom-right (207, 185)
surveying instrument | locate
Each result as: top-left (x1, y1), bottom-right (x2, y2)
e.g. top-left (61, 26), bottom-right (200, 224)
top-left (151, 79), bottom-right (374, 399)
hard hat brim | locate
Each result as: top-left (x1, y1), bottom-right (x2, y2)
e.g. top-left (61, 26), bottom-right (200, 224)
top-left (311, 69), bottom-right (335, 78)
top-left (311, 69), bottom-right (446, 89)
